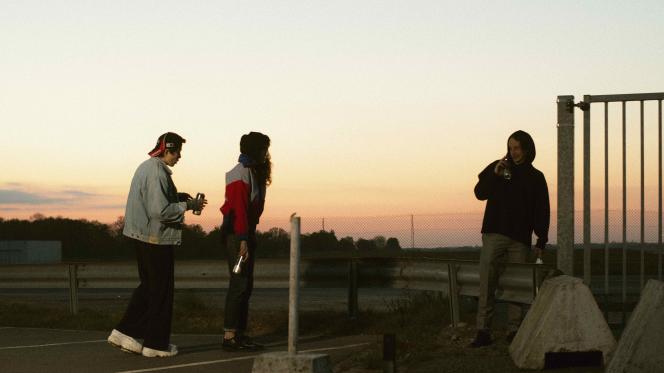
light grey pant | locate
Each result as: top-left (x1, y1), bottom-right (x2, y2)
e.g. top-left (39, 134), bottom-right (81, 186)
top-left (476, 233), bottom-right (529, 332)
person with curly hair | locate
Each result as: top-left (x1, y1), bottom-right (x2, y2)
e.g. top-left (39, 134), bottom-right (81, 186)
top-left (220, 131), bottom-right (271, 351)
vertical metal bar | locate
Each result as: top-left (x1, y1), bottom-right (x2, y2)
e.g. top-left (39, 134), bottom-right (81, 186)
top-left (288, 215), bottom-right (301, 355)
top-left (584, 95), bottom-right (592, 286)
top-left (557, 95), bottom-right (575, 276)
top-left (659, 100), bottom-right (663, 281)
top-left (410, 214), bottom-right (415, 249)
top-left (532, 266), bottom-right (538, 299)
top-left (322, 217), bottom-right (325, 231)
top-left (383, 334), bottom-right (396, 373)
top-left (641, 101), bottom-right (645, 290)
top-left (68, 264), bottom-right (78, 315)
top-left (447, 263), bottom-right (460, 328)
top-left (348, 259), bottom-right (359, 320)
top-left (604, 102), bottom-right (610, 300)
top-left (622, 101), bottom-right (627, 310)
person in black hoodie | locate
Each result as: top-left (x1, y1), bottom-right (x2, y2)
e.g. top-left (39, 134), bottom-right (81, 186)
top-left (469, 130), bottom-right (550, 348)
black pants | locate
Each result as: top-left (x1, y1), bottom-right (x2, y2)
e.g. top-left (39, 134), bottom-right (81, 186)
top-left (116, 239), bottom-right (174, 350)
top-left (223, 228), bottom-right (256, 333)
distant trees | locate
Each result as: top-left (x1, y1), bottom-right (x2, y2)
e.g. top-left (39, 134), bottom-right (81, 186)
top-left (385, 237), bottom-right (401, 250)
top-left (256, 227), bottom-right (290, 257)
top-left (339, 236), bottom-right (356, 251)
top-left (302, 230), bottom-right (343, 251)
top-left (373, 235), bottom-right (386, 249)
top-left (0, 216), bottom-right (402, 261)
top-left (0, 215), bottom-right (131, 260)
top-left (356, 238), bottom-right (377, 251)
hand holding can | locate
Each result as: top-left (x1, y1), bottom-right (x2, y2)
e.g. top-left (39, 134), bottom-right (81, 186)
top-left (502, 158), bottom-right (512, 180)
top-left (192, 192), bottom-right (206, 215)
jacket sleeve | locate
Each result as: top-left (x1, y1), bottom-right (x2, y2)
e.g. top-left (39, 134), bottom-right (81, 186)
top-left (226, 178), bottom-right (251, 241)
top-left (474, 161), bottom-right (500, 201)
top-left (533, 172), bottom-right (550, 249)
top-left (147, 167), bottom-right (186, 223)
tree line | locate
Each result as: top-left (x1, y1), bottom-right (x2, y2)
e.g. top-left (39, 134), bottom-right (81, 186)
top-left (0, 215), bottom-right (401, 261)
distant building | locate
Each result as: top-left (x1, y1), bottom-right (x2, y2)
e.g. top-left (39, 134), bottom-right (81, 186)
top-left (0, 241), bottom-right (62, 264)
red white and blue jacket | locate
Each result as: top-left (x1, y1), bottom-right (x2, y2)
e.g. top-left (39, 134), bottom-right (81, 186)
top-left (220, 155), bottom-right (266, 241)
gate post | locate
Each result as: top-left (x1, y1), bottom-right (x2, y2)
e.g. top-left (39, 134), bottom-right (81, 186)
top-left (557, 96), bottom-right (575, 276)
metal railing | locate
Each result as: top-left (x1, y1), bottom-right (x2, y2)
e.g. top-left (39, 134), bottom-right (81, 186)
top-left (0, 259), bottom-right (552, 325)
top-left (557, 93), bottom-right (664, 307)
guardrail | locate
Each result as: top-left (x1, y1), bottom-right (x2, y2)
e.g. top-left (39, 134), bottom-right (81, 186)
top-left (0, 258), bottom-right (553, 326)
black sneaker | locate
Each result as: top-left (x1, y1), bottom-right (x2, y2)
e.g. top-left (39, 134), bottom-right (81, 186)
top-left (468, 329), bottom-right (493, 348)
top-left (222, 336), bottom-right (249, 352)
top-left (237, 335), bottom-right (264, 350)
top-left (222, 336), bottom-right (263, 352)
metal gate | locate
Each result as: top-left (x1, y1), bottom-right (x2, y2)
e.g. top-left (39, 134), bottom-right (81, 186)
top-left (557, 93), bottom-right (664, 313)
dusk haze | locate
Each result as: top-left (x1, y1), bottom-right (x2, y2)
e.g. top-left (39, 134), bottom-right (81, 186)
top-left (3, 2), bottom-right (664, 372)
top-left (2, 1), bottom-right (664, 242)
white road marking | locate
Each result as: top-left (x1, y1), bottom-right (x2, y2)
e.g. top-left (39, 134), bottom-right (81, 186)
top-left (0, 339), bottom-right (106, 350)
top-left (116, 342), bottom-right (372, 373)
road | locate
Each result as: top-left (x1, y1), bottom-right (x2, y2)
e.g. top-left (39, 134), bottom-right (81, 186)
top-left (0, 327), bottom-right (376, 373)
top-left (0, 287), bottom-right (418, 312)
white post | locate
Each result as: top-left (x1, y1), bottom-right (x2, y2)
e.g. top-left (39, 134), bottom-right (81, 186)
top-left (253, 214), bottom-right (332, 371)
top-left (289, 214), bottom-right (301, 355)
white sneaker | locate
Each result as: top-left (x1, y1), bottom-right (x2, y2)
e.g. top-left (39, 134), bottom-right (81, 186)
top-left (107, 329), bottom-right (143, 354)
top-left (142, 344), bottom-right (178, 358)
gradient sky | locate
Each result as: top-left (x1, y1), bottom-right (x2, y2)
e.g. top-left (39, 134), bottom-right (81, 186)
top-left (2, 1), bottom-right (664, 232)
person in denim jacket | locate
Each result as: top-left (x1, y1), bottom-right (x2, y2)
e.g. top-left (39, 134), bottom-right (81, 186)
top-left (108, 132), bottom-right (207, 357)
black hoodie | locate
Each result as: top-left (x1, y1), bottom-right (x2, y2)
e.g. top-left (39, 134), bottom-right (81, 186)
top-left (474, 159), bottom-right (550, 250)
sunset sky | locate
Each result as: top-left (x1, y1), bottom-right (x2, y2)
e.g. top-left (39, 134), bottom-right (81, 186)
top-left (2, 1), bottom-right (664, 235)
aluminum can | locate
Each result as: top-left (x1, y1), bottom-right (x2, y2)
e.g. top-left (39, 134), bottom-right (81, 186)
top-left (193, 192), bottom-right (205, 215)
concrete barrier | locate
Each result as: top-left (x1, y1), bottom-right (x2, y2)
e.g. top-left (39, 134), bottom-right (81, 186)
top-left (606, 279), bottom-right (664, 373)
top-left (252, 352), bottom-right (331, 373)
top-left (509, 275), bottom-right (616, 370)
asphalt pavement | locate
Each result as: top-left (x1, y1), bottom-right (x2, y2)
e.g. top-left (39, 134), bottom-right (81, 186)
top-left (0, 327), bottom-right (376, 373)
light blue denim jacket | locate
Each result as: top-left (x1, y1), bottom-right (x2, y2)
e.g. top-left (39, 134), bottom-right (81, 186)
top-left (122, 157), bottom-right (187, 245)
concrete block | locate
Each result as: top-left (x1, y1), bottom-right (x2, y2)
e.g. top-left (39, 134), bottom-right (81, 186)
top-left (252, 352), bottom-right (332, 373)
top-left (606, 279), bottom-right (664, 373)
top-left (509, 275), bottom-right (616, 369)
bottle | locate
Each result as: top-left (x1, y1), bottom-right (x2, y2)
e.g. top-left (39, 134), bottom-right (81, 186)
top-left (193, 192), bottom-right (205, 215)
top-left (232, 255), bottom-right (245, 274)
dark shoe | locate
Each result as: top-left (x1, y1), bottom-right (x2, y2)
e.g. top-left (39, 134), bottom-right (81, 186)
top-left (222, 336), bottom-right (263, 352)
top-left (468, 329), bottom-right (493, 348)
top-left (506, 330), bottom-right (517, 343)
top-left (222, 336), bottom-right (249, 352)
top-left (237, 335), bottom-right (264, 350)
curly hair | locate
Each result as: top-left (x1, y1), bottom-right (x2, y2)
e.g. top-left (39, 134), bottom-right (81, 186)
top-left (240, 132), bottom-right (272, 186)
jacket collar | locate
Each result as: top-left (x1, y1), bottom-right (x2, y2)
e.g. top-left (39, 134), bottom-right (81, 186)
top-left (152, 157), bottom-right (173, 175)
top-left (239, 153), bottom-right (256, 167)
